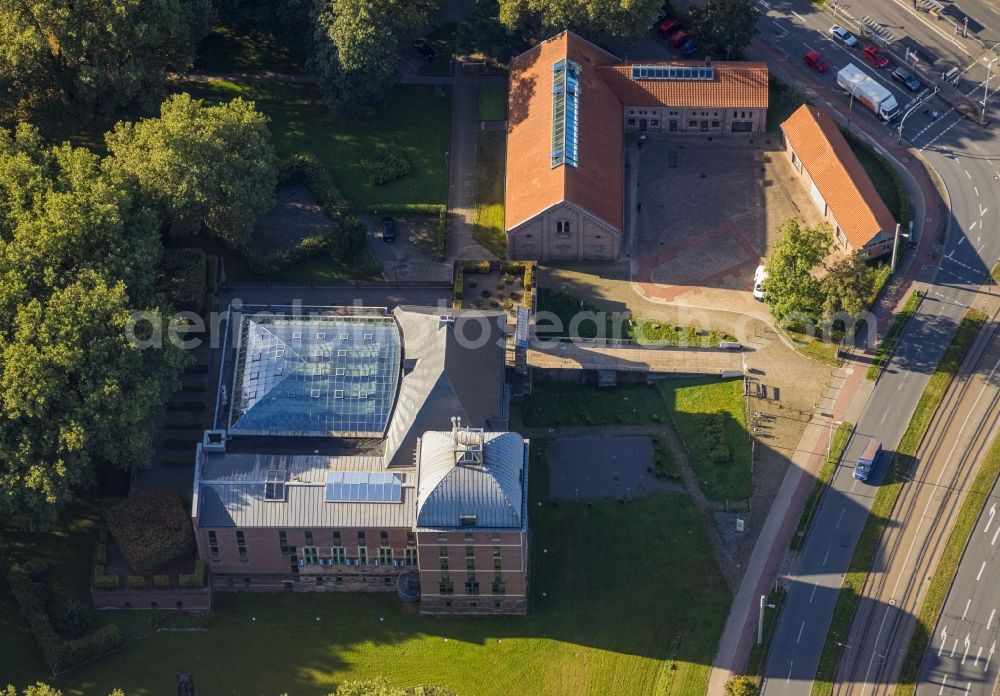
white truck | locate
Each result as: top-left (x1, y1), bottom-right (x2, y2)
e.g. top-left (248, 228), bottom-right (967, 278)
top-left (837, 64), bottom-right (899, 121)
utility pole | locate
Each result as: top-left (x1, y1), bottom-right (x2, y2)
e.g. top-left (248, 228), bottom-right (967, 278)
top-left (758, 594), bottom-right (777, 645)
top-left (891, 223), bottom-right (902, 273)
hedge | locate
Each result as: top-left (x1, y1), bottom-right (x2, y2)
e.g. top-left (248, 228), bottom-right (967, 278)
top-left (95, 543), bottom-right (108, 566)
top-left (104, 488), bottom-right (195, 572)
top-left (93, 566), bottom-right (119, 590)
top-left (154, 574), bottom-right (171, 588)
top-left (179, 559), bottom-right (206, 588)
top-left (127, 575), bottom-right (146, 590)
top-left (63, 624), bottom-right (124, 669)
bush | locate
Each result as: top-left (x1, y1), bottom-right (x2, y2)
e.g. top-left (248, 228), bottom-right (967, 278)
top-left (56, 600), bottom-right (92, 639)
top-left (156, 248), bottom-right (208, 313)
top-left (360, 143), bottom-right (411, 185)
top-left (127, 575), bottom-right (146, 590)
top-left (95, 543), bottom-right (108, 565)
top-left (63, 624), bottom-right (124, 668)
top-left (154, 574), bottom-right (171, 588)
top-left (179, 559), bottom-right (206, 588)
top-left (93, 566), bottom-right (119, 590)
top-left (104, 488), bottom-right (195, 572)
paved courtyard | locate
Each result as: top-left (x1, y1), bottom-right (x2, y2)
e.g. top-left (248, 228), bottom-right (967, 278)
top-left (549, 435), bottom-right (680, 500)
top-left (629, 136), bottom-right (823, 316)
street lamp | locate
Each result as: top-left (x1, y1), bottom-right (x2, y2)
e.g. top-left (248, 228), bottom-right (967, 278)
top-left (758, 594), bottom-right (777, 646)
top-left (847, 82), bottom-right (863, 131)
top-left (898, 86), bottom-right (939, 145)
top-left (982, 56), bottom-right (999, 113)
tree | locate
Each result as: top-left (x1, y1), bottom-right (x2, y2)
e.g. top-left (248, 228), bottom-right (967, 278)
top-left (687, 0), bottom-right (760, 60)
top-left (498, 0), bottom-right (662, 40)
top-left (3, 685), bottom-right (125, 696)
top-left (458, 0), bottom-right (536, 63)
top-left (106, 94), bottom-right (278, 248)
top-left (0, 124), bottom-right (184, 524)
top-left (821, 253), bottom-right (881, 319)
top-left (763, 219), bottom-right (832, 324)
top-left (0, 0), bottom-right (211, 122)
top-left (308, 0), bottom-right (400, 116)
top-left (724, 675), bottom-right (759, 696)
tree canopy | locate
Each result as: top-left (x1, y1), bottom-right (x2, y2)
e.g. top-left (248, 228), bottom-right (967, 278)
top-left (687, 0), bottom-right (760, 60)
top-left (763, 219), bottom-right (832, 324)
top-left (499, 0), bottom-right (662, 39)
top-left (724, 675), bottom-right (759, 696)
top-left (0, 125), bottom-right (184, 523)
top-left (105, 94), bottom-right (278, 248)
top-left (0, 0), bottom-right (211, 123)
top-left (3, 685), bottom-right (124, 696)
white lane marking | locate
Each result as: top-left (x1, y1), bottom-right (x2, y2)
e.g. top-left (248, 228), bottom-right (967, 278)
top-left (810, 583), bottom-right (819, 603)
top-left (964, 597), bottom-right (972, 619)
top-left (992, 525), bottom-right (1000, 546)
top-left (787, 660), bottom-right (794, 683)
top-left (953, 637), bottom-right (959, 657)
top-left (791, 10), bottom-right (805, 22)
top-left (823, 544), bottom-right (832, 566)
top-left (797, 620), bottom-right (806, 644)
top-left (982, 206), bottom-right (989, 218)
top-left (977, 560), bottom-right (987, 581)
top-left (970, 221), bottom-right (978, 231)
top-left (920, 115), bottom-right (965, 150)
top-left (966, 169), bottom-right (973, 179)
top-left (881, 410), bottom-right (889, 423)
top-left (939, 674), bottom-right (948, 694)
top-left (940, 626), bottom-right (949, 657)
top-left (985, 503), bottom-right (996, 534)
top-left (987, 641), bottom-right (996, 672)
top-left (962, 633), bottom-right (971, 665)
top-left (965, 683), bottom-right (971, 695)
top-left (988, 608), bottom-right (996, 630)
top-left (976, 645), bottom-right (983, 667)
top-left (836, 508), bottom-right (846, 529)
top-left (975, 186), bottom-right (980, 197)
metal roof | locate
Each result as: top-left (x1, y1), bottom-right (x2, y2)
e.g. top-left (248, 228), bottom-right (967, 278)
top-left (415, 430), bottom-right (527, 529)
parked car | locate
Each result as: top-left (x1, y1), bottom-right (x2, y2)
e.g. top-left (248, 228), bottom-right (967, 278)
top-left (753, 265), bottom-right (768, 301)
top-left (679, 37), bottom-right (698, 56)
top-left (830, 25), bottom-right (859, 47)
top-left (669, 29), bottom-right (689, 48)
top-left (412, 39), bottom-right (438, 61)
top-left (381, 217), bottom-right (396, 242)
top-left (657, 18), bottom-right (683, 39)
top-left (892, 66), bottom-right (922, 91)
top-left (804, 50), bottom-right (829, 72)
top-left (862, 45), bottom-right (889, 69)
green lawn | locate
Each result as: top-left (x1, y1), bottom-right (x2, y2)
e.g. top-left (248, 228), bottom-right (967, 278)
top-left (473, 130), bottom-right (507, 257)
top-left (175, 81), bottom-right (452, 209)
top-left (20, 444), bottom-right (729, 696)
top-left (811, 309), bottom-right (987, 696)
top-left (790, 422), bottom-right (854, 551)
top-left (194, 25), bottom-right (303, 74)
top-left (519, 382), bottom-right (670, 427)
top-left (477, 83), bottom-right (508, 121)
top-left (787, 330), bottom-right (842, 366)
top-left (657, 378), bottom-right (751, 501)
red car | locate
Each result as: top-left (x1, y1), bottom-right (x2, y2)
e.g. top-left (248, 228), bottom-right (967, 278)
top-left (863, 45), bottom-right (890, 69)
top-left (669, 29), bottom-right (690, 48)
top-left (804, 50), bottom-right (829, 72)
top-left (657, 18), bottom-right (682, 39)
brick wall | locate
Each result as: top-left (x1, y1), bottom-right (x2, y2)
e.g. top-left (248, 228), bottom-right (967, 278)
top-left (91, 586), bottom-right (212, 610)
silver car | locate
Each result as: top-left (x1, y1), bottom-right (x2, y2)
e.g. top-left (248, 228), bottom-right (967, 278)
top-left (830, 25), bottom-right (859, 47)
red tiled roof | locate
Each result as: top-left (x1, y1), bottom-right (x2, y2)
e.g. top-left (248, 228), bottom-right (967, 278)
top-left (504, 32), bottom-right (624, 231)
top-left (780, 105), bottom-right (896, 249)
top-left (598, 61), bottom-right (769, 108)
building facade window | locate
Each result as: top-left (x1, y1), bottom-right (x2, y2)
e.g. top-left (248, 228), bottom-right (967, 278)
top-left (378, 547), bottom-right (392, 565)
top-left (492, 573), bottom-right (505, 595)
top-left (278, 531), bottom-right (289, 555)
top-left (303, 546), bottom-right (318, 565)
top-left (333, 530), bottom-right (341, 547)
top-left (439, 546), bottom-right (449, 571)
top-left (236, 530), bottom-right (248, 562)
top-left (304, 530), bottom-right (314, 547)
top-left (465, 546), bottom-right (476, 572)
top-left (404, 548), bottom-right (417, 566)
top-left (208, 531), bottom-right (219, 557)
top-left (627, 118), bottom-right (636, 126)
top-left (407, 531), bottom-right (416, 547)
top-left (440, 572), bottom-right (454, 595)
top-left (380, 531), bottom-right (389, 546)
top-left (332, 546), bottom-right (346, 564)
top-left (465, 577), bottom-right (480, 595)
top-left (554, 220), bottom-right (571, 238)
top-left (359, 547), bottom-right (368, 565)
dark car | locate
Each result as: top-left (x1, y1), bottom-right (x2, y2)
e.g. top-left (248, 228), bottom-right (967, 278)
top-left (413, 39), bottom-right (438, 61)
top-left (381, 217), bottom-right (396, 242)
top-left (892, 66), bottom-right (921, 91)
top-left (679, 37), bottom-right (698, 56)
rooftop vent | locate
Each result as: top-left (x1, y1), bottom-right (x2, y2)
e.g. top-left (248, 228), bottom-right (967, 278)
top-left (451, 417), bottom-right (484, 466)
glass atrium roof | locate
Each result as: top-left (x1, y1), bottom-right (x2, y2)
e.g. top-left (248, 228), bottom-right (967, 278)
top-left (228, 315), bottom-right (401, 437)
top-left (325, 471), bottom-right (403, 503)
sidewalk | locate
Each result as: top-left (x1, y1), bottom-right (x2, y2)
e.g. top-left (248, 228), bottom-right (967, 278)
top-left (705, 36), bottom-right (947, 693)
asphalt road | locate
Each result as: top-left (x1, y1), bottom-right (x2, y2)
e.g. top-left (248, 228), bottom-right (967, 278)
top-left (919, 460), bottom-right (1000, 695)
top-left (755, 1), bottom-right (1000, 694)
top-left (834, 320), bottom-right (1000, 696)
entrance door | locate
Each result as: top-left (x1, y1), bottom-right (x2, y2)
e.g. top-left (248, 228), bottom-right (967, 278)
top-left (700, 120), bottom-right (708, 132)
top-left (639, 118), bottom-right (648, 131)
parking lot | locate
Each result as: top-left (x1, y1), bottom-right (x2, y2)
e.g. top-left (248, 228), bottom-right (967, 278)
top-left (630, 136), bottom-right (824, 314)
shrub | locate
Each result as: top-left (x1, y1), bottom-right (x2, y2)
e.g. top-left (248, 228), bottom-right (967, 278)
top-left (278, 153), bottom-right (348, 211)
top-left (127, 575), bottom-right (146, 590)
top-left (57, 600), bottom-right (92, 639)
top-left (179, 559), bottom-right (206, 588)
top-left (95, 543), bottom-right (108, 566)
top-left (154, 574), bottom-right (171, 588)
top-left (360, 143), bottom-right (411, 185)
top-left (156, 248), bottom-right (208, 313)
top-left (63, 624), bottom-right (124, 668)
top-left (104, 488), bottom-right (195, 572)
top-left (93, 566), bottom-right (119, 590)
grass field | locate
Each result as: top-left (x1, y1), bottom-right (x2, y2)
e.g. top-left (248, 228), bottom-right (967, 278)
top-left (894, 429), bottom-right (1000, 695)
top-left (8, 444), bottom-right (730, 696)
top-left (175, 81), bottom-right (452, 210)
top-left (790, 422), bottom-right (854, 551)
top-left (787, 330), bottom-right (842, 366)
top-left (477, 83), bottom-right (508, 121)
top-left (194, 25), bottom-right (303, 74)
top-left (811, 309), bottom-right (987, 696)
top-left (519, 381), bottom-right (670, 427)
top-left (473, 130), bottom-right (507, 257)
top-left (657, 378), bottom-right (751, 501)
top-left (867, 292), bottom-right (921, 380)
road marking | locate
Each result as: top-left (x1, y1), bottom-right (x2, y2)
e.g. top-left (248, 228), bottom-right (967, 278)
top-left (989, 609), bottom-right (996, 630)
top-left (791, 10), bottom-right (804, 22)
top-left (940, 674), bottom-right (948, 694)
top-left (823, 544), bottom-right (832, 566)
top-left (982, 206), bottom-right (989, 218)
top-left (964, 598), bottom-right (972, 619)
top-left (976, 186), bottom-right (980, 197)
top-left (987, 642), bottom-right (996, 672)
top-left (953, 637), bottom-right (959, 657)
top-left (976, 645), bottom-right (983, 667)
top-left (940, 626), bottom-right (949, 657)
top-left (966, 169), bottom-right (972, 179)
top-left (963, 633), bottom-right (971, 664)
top-left (977, 560), bottom-right (987, 582)
top-left (970, 221), bottom-right (978, 231)
top-left (985, 503), bottom-right (996, 534)
top-left (836, 508), bottom-right (845, 529)
top-left (810, 583), bottom-right (819, 603)
top-left (965, 683), bottom-right (971, 695)
top-left (992, 525), bottom-right (1000, 546)
top-left (797, 620), bottom-right (806, 644)
top-left (881, 410), bottom-right (889, 423)
top-left (787, 661), bottom-right (793, 683)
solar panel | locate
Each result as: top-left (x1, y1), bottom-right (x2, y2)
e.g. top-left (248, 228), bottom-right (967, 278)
top-left (324, 472), bottom-right (403, 503)
top-left (630, 65), bottom-right (714, 81)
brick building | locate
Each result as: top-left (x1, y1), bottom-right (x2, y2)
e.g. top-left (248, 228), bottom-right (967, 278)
top-left (780, 104), bottom-right (898, 258)
top-left (192, 305), bottom-right (529, 614)
top-left (504, 30), bottom-right (769, 261)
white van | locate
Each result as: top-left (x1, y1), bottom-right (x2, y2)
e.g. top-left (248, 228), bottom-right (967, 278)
top-left (753, 265), bottom-right (768, 301)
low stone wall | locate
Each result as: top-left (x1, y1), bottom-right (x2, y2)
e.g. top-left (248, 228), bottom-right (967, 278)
top-left (91, 585), bottom-right (212, 611)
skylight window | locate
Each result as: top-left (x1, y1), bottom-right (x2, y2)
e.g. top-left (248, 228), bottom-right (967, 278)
top-left (630, 65), bottom-right (715, 81)
top-left (325, 471), bottom-right (403, 503)
top-left (264, 470), bottom-right (287, 501)
top-left (551, 59), bottom-right (580, 168)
